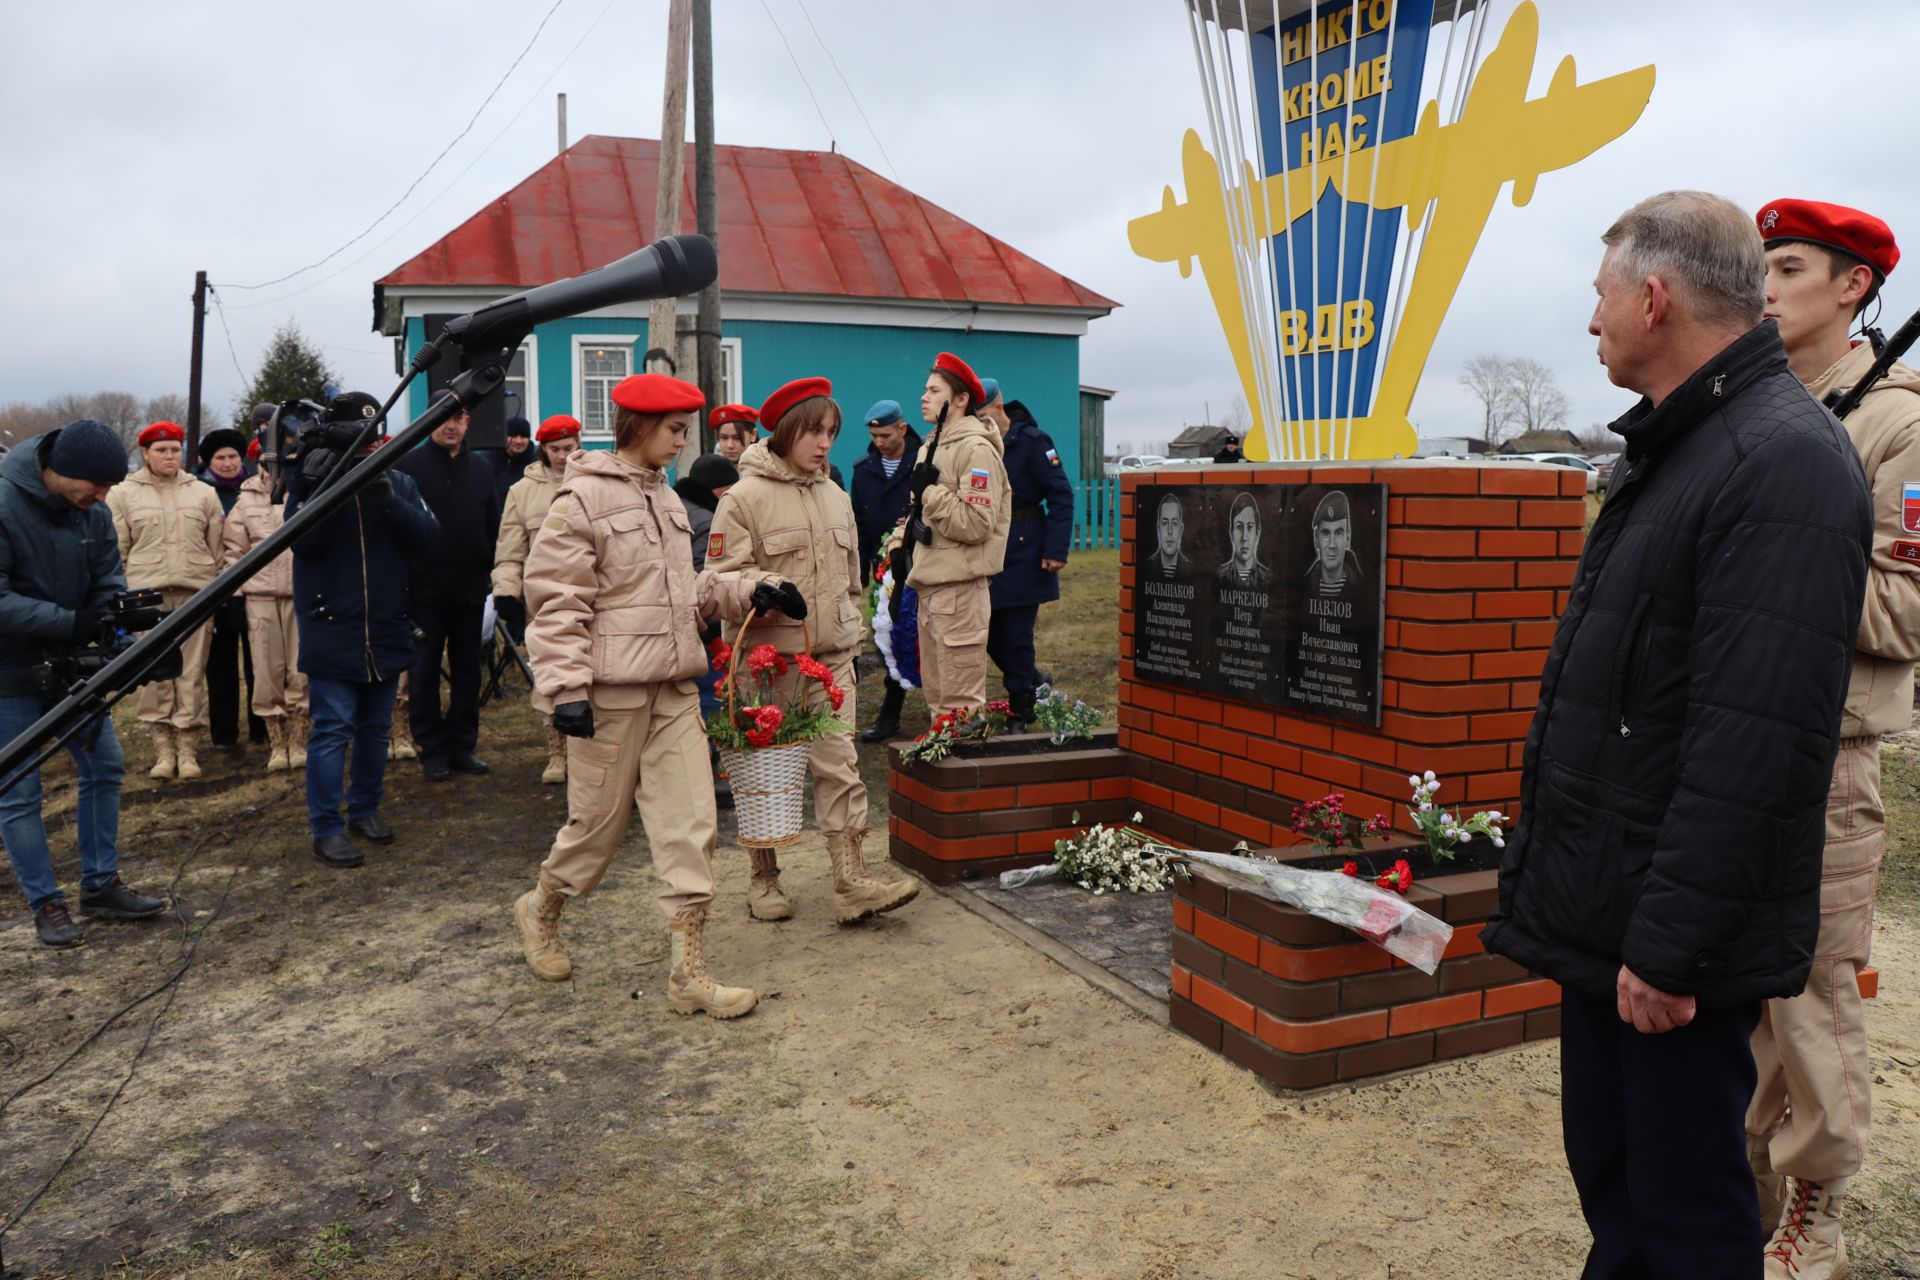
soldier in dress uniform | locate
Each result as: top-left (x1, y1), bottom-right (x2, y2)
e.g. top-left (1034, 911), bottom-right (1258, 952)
top-left (708, 377), bottom-right (919, 925)
top-left (1745, 199), bottom-right (1920, 1280)
top-left (491, 413), bottom-right (582, 784)
top-left (513, 373), bottom-right (802, 1019)
top-left (902, 353), bottom-right (1011, 718)
top-left (979, 379), bottom-right (1074, 729)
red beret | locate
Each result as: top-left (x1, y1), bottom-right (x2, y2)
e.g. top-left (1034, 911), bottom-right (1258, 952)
top-left (759, 377), bottom-right (834, 434)
top-left (709, 403), bottom-right (759, 429)
top-left (932, 352), bottom-right (985, 412)
top-left (246, 437), bottom-right (263, 461)
top-left (1758, 198), bottom-right (1899, 280)
top-left (535, 414), bottom-right (582, 444)
top-left (138, 421), bottom-right (185, 448)
top-left (609, 373), bottom-right (705, 415)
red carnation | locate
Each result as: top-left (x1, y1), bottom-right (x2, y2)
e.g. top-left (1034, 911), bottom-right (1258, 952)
top-left (747, 644), bottom-right (787, 678)
top-left (987, 699), bottom-right (1011, 715)
top-left (708, 639), bottom-right (733, 672)
top-left (828, 684), bottom-right (845, 712)
top-left (753, 705), bottom-right (784, 732)
top-left (746, 726), bottom-right (776, 748)
top-left (796, 655), bottom-right (832, 683)
top-left (1341, 861), bottom-right (1359, 877)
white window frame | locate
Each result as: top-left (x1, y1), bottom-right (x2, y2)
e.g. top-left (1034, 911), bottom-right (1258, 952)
top-left (719, 337), bottom-right (744, 407)
top-left (501, 336), bottom-right (539, 425)
top-left (573, 333), bottom-right (641, 444)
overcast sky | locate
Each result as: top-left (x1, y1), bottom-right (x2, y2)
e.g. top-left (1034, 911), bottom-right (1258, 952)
top-left (3, 0), bottom-right (1915, 453)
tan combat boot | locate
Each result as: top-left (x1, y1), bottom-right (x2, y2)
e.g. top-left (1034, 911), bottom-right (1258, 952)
top-left (287, 710), bottom-right (309, 769)
top-left (745, 846), bottom-right (794, 922)
top-left (266, 718), bottom-right (291, 773)
top-left (1765, 1178), bottom-right (1850, 1279)
top-left (541, 720), bottom-right (567, 785)
top-left (666, 906), bottom-right (756, 1019)
top-left (826, 829), bottom-right (919, 925)
top-left (388, 702), bottom-right (418, 760)
top-left (513, 882), bottom-right (572, 981)
top-left (174, 729), bottom-right (203, 780)
top-left (147, 723), bottom-right (177, 780)
top-left (1751, 1134), bottom-right (1786, 1245)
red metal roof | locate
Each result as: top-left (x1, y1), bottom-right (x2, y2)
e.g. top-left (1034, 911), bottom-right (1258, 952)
top-left (377, 135), bottom-right (1117, 313)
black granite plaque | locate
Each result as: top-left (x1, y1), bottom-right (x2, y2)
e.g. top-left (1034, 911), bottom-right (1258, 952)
top-left (1133, 482), bottom-right (1385, 725)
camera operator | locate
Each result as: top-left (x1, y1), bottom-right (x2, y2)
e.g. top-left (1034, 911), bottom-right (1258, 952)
top-left (106, 421), bottom-right (224, 781)
top-left (285, 393), bottom-right (440, 868)
top-left (0, 420), bottom-right (166, 947)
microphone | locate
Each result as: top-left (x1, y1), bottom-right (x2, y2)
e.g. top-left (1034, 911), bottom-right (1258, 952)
top-left (450, 233), bottom-right (718, 354)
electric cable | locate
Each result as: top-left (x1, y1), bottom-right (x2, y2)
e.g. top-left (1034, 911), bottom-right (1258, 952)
top-left (220, 0), bottom-right (567, 291)
top-left (792, 0), bottom-right (898, 181)
top-left (205, 284), bottom-right (250, 386)
top-left (758, 0), bottom-right (836, 148)
top-left (0, 806), bottom-right (267, 1257)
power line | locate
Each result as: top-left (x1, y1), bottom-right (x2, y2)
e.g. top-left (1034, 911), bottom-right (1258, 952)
top-left (205, 284), bottom-right (250, 386)
top-left (758, 0), bottom-right (836, 148)
top-left (222, 0), bottom-right (620, 314)
top-left (792, 0), bottom-right (897, 181)
top-left (221, 0), bottom-right (567, 291)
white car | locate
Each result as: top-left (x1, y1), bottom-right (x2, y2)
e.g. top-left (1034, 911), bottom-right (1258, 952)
top-left (1491, 451), bottom-right (1600, 492)
top-left (1115, 454), bottom-right (1172, 471)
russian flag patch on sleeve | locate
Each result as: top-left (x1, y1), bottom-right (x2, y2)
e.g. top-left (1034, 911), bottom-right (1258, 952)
top-left (1904, 483), bottom-right (1920, 533)
top-left (969, 468), bottom-right (990, 491)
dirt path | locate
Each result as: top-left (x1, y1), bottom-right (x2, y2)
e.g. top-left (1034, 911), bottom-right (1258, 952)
top-left (2, 697), bottom-right (1918, 1278)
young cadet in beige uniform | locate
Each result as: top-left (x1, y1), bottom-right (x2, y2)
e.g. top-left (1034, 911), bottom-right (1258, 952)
top-left (707, 377), bottom-right (920, 925)
top-left (906, 352), bottom-right (1011, 716)
top-left (1746, 199), bottom-right (1920, 1279)
top-left (107, 421), bottom-right (224, 780)
top-left (513, 373), bottom-right (802, 1019)
top-left (492, 414), bottom-right (582, 784)
top-left (223, 434), bottom-right (307, 771)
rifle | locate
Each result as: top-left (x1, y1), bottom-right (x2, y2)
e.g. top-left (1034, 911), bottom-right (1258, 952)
top-left (888, 402), bottom-right (951, 622)
top-left (1828, 305), bottom-right (1920, 421)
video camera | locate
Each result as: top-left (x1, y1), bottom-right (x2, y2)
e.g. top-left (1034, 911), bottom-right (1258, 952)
top-left (269, 391), bottom-right (389, 500)
top-left (30, 589), bottom-right (182, 698)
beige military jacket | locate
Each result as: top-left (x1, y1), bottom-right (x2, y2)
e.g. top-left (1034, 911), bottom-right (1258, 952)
top-left (1809, 341), bottom-right (1920, 738)
top-left (492, 458), bottom-right (563, 598)
top-left (221, 472), bottom-right (293, 598)
top-left (707, 442), bottom-right (865, 659)
top-left (903, 413), bottom-right (1011, 590)
top-left (523, 449), bottom-right (764, 710)
top-left (107, 466), bottom-right (224, 593)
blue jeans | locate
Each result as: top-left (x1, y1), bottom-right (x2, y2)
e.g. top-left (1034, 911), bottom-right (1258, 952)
top-left (306, 675), bottom-right (399, 839)
top-left (694, 666), bottom-right (722, 721)
top-left (0, 695), bottom-right (124, 908)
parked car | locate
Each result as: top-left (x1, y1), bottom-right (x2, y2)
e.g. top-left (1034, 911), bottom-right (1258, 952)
top-left (1588, 451), bottom-right (1621, 491)
top-left (1114, 454), bottom-right (1171, 471)
top-left (1490, 451), bottom-right (1600, 493)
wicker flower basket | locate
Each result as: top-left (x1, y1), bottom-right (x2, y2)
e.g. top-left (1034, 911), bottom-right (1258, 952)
top-left (715, 608), bottom-right (815, 847)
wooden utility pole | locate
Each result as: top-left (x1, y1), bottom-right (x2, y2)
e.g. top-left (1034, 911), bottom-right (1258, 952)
top-left (647, 0), bottom-right (692, 363)
top-left (187, 270), bottom-right (208, 453)
top-left (557, 92), bottom-right (568, 154)
top-left (692, 0), bottom-right (720, 441)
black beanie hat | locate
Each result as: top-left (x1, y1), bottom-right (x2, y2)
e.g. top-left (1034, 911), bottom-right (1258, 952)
top-left (688, 452), bottom-right (739, 492)
top-left (506, 415), bottom-right (532, 438)
top-left (47, 420), bottom-right (129, 486)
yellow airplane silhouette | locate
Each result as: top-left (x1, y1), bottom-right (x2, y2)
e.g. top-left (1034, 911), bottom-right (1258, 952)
top-left (1128, 0), bottom-right (1654, 460)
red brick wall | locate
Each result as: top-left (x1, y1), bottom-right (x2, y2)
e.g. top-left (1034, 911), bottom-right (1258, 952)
top-left (1118, 461), bottom-right (1586, 842)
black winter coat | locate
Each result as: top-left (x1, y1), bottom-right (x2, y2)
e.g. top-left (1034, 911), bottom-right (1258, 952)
top-left (991, 414), bottom-right (1076, 609)
top-left (287, 467), bottom-right (440, 684)
top-left (850, 427), bottom-right (922, 582)
top-left (397, 442), bottom-right (501, 606)
top-left (0, 433), bottom-right (126, 697)
top-left (1482, 323), bottom-right (1871, 1006)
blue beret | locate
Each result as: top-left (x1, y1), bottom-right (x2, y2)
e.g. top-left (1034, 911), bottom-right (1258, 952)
top-left (978, 377), bottom-right (1001, 404)
top-left (864, 399), bottom-right (904, 427)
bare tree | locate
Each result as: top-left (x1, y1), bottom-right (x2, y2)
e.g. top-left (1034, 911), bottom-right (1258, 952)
top-left (1459, 355), bottom-right (1517, 443)
top-left (1507, 358), bottom-right (1570, 435)
top-left (1573, 423), bottom-right (1617, 452)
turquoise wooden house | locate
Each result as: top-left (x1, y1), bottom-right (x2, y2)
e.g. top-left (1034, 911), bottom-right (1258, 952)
top-left (373, 135), bottom-right (1117, 482)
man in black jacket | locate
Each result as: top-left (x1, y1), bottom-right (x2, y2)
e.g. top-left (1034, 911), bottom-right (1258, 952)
top-left (0, 422), bottom-right (166, 945)
top-left (1482, 191), bottom-right (1872, 1278)
top-left (396, 408), bottom-right (501, 781)
top-left (852, 399), bottom-right (922, 741)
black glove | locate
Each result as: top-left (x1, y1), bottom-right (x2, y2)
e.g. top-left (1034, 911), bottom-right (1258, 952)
top-left (363, 472), bottom-right (394, 509)
top-left (69, 608), bottom-right (103, 644)
top-left (909, 461), bottom-right (940, 503)
top-left (493, 594), bottom-right (526, 632)
top-left (751, 581), bottom-right (808, 620)
top-left (552, 700), bottom-right (594, 739)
